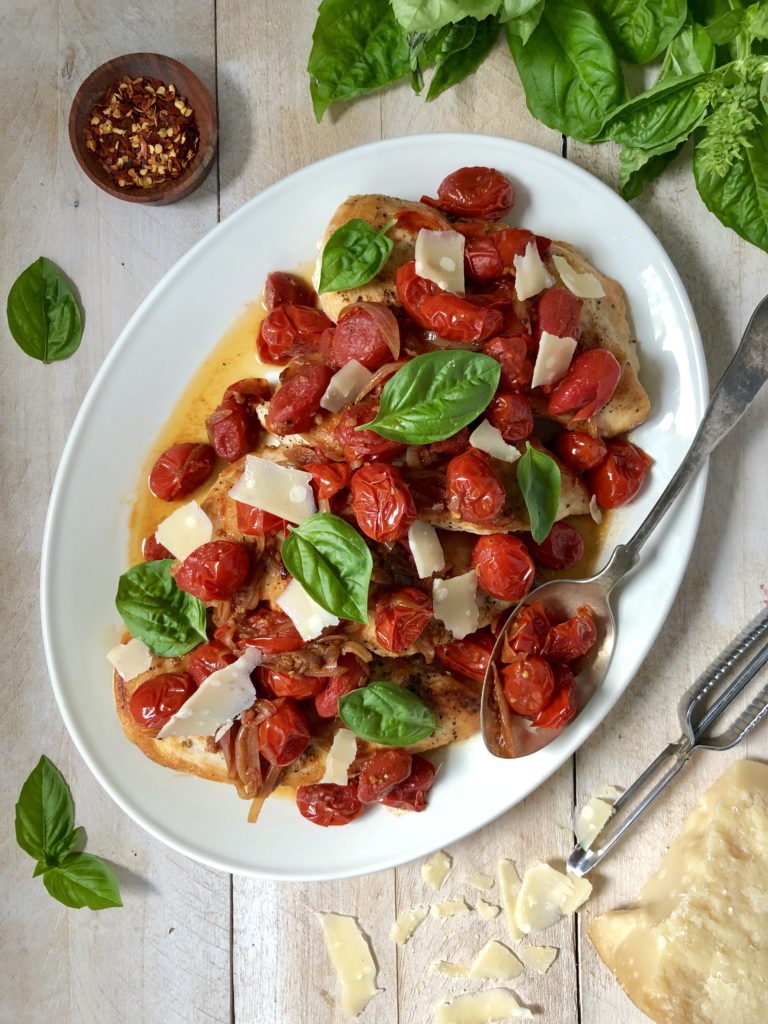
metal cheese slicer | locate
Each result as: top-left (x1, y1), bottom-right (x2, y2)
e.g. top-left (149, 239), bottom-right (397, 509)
top-left (567, 606), bottom-right (768, 876)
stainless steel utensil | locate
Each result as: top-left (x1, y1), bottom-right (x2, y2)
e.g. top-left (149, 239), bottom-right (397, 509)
top-left (567, 606), bottom-right (768, 876)
top-left (481, 295), bottom-right (768, 758)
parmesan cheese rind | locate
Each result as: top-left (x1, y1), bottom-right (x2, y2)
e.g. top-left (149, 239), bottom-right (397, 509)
top-left (318, 913), bottom-right (379, 1019)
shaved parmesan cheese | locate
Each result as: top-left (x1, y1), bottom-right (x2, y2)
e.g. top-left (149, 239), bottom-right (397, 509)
top-left (423, 850), bottom-right (453, 889)
top-left (154, 500), bottom-right (213, 562)
top-left (465, 872), bottom-right (494, 891)
top-left (430, 898), bottom-right (471, 918)
top-left (228, 455), bottom-right (316, 523)
top-left (431, 960), bottom-right (471, 978)
top-left (530, 332), bottom-right (577, 389)
top-left (408, 519), bottom-right (445, 578)
top-left (498, 859), bottom-right (523, 941)
top-left (435, 989), bottom-right (533, 1023)
top-left (320, 360), bottom-right (374, 413)
top-left (318, 913), bottom-right (379, 1018)
top-left (158, 648), bottom-right (261, 739)
top-left (415, 228), bottom-right (465, 294)
top-left (277, 578), bottom-right (339, 641)
top-left (476, 899), bottom-right (500, 921)
top-left (469, 940), bottom-right (524, 981)
top-left (107, 637), bottom-right (152, 681)
top-left (514, 240), bottom-right (554, 301)
top-left (594, 783), bottom-right (622, 802)
top-left (469, 420), bottom-right (521, 464)
top-left (514, 864), bottom-right (592, 934)
top-left (320, 729), bottom-right (357, 786)
top-left (518, 945), bottom-right (558, 974)
top-left (552, 254), bottom-right (605, 299)
top-left (433, 571), bottom-right (479, 640)
top-left (589, 494), bottom-right (603, 524)
top-left (573, 797), bottom-right (615, 850)
top-left (390, 906), bottom-right (428, 945)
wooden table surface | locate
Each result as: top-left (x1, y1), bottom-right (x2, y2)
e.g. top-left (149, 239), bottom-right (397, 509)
top-left (2, 4), bottom-right (767, 1023)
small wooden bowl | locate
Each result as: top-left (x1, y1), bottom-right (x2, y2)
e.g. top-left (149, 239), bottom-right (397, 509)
top-left (69, 53), bottom-right (217, 205)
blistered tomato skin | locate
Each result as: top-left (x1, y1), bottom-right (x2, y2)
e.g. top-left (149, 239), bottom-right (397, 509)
top-left (350, 463), bottom-right (417, 543)
top-left (381, 754), bottom-right (437, 811)
top-left (506, 602), bottom-right (551, 656)
top-left (471, 534), bottom-right (535, 603)
top-left (484, 335), bottom-right (534, 391)
top-left (235, 607), bottom-right (305, 654)
top-left (421, 167), bottom-right (515, 220)
top-left (536, 287), bottom-right (583, 341)
top-left (487, 392), bottom-right (533, 443)
top-left (587, 439), bottom-right (652, 508)
top-left (314, 655), bottom-right (368, 718)
top-left (553, 430), bottom-right (608, 474)
top-left (306, 462), bottom-right (351, 502)
top-left (142, 533), bottom-right (172, 561)
top-left (446, 450), bottom-right (506, 525)
top-left (266, 365), bottom-right (333, 435)
top-left (526, 521), bottom-right (585, 571)
top-left (149, 442), bottom-right (216, 501)
top-left (261, 668), bottom-right (326, 700)
top-left (531, 664), bottom-right (579, 730)
top-left (296, 782), bottom-right (363, 826)
top-left (258, 699), bottom-right (311, 766)
top-left (187, 641), bottom-right (237, 686)
top-left (327, 304), bottom-right (398, 371)
top-left (336, 402), bottom-right (407, 463)
top-left (374, 587), bottom-right (432, 654)
top-left (464, 237), bottom-right (504, 282)
top-left (542, 609), bottom-right (598, 662)
top-left (356, 749), bottom-right (413, 803)
top-left (235, 503), bottom-right (285, 537)
top-left (206, 404), bottom-right (260, 463)
top-left (263, 271), bottom-right (315, 311)
top-left (501, 656), bottom-right (555, 716)
top-left (174, 541), bottom-right (250, 602)
top-left (129, 673), bottom-right (196, 732)
top-left (395, 261), bottom-right (504, 343)
top-left (547, 349), bottom-right (622, 421)
top-left (257, 304), bottom-right (333, 365)
top-left (435, 629), bottom-right (495, 682)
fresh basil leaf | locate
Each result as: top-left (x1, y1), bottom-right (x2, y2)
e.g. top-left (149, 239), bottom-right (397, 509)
top-left (15, 756), bottom-right (75, 862)
top-left (42, 852), bottom-right (123, 910)
top-left (619, 140), bottom-right (685, 199)
top-left (504, 0), bottom-right (544, 45)
top-left (308, 0), bottom-right (410, 121)
top-left (594, 0), bottom-right (688, 64)
top-left (427, 17), bottom-right (500, 101)
top-left (516, 443), bottom-right (561, 544)
top-left (704, 8), bottom-right (747, 45)
top-left (498, 0), bottom-right (543, 22)
top-left (391, 0), bottom-right (501, 34)
top-left (318, 218), bottom-right (395, 294)
top-left (761, 69), bottom-right (768, 117)
top-left (363, 350), bottom-right (501, 444)
top-left (662, 20), bottom-right (718, 76)
top-left (602, 73), bottom-right (710, 149)
top-left (507, 0), bottom-right (627, 143)
top-left (338, 681), bottom-right (437, 745)
top-left (693, 116), bottom-right (768, 251)
top-left (6, 257), bottom-right (83, 364)
top-left (115, 559), bottom-right (207, 658)
top-left (281, 513), bottom-right (373, 624)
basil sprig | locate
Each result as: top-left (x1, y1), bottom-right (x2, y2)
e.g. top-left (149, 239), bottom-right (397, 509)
top-left (338, 681), bottom-right (437, 746)
top-left (281, 513), bottom-right (373, 623)
top-left (6, 257), bottom-right (83, 364)
top-left (115, 559), bottom-right (207, 657)
top-left (318, 218), bottom-right (396, 294)
top-left (516, 442), bottom-right (561, 544)
top-left (15, 757), bottom-right (122, 910)
top-left (595, 0), bottom-right (687, 65)
top-left (362, 350), bottom-right (501, 444)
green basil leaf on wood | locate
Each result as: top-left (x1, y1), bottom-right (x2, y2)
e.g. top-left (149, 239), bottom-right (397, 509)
top-left (507, 0), bottom-right (627, 143)
top-left (594, 0), bottom-right (688, 65)
top-left (362, 349), bottom-right (501, 444)
top-left (427, 17), bottom-right (501, 101)
top-left (391, 0), bottom-right (501, 34)
top-left (516, 443), bottom-right (561, 544)
top-left (619, 140), bottom-right (685, 199)
top-left (115, 559), bottom-right (207, 657)
top-left (504, 0), bottom-right (544, 45)
top-left (318, 218), bottom-right (395, 294)
top-left (338, 681), bottom-right (437, 745)
top-left (281, 513), bottom-right (373, 624)
top-left (6, 257), bottom-right (83, 364)
top-left (15, 755), bottom-right (75, 862)
top-left (308, 0), bottom-right (410, 121)
top-left (42, 852), bottom-right (123, 910)
top-left (602, 73), bottom-right (710, 150)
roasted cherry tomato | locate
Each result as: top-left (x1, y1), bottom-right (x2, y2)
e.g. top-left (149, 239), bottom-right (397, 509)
top-left (296, 782), bottom-right (364, 826)
top-left (395, 261), bottom-right (503, 343)
top-left (206, 404), bottom-right (261, 462)
top-left (235, 503), bottom-right (286, 536)
top-left (381, 754), bottom-right (437, 811)
top-left (356, 749), bottom-right (413, 803)
top-left (487, 392), bottom-right (533, 443)
top-left (222, 377), bottom-right (272, 410)
top-left (395, 208), bottom-right (447, 233)
top-left (236, 607), bottom-right (305, 654)
top-left (587, 439), bottom-right (652, 508)
top-left (435, 629), bottom-right (495, 682)
top-left (409, 428), bottom-right (472, 469)
top-left (446, 450), bottom-right (506, 524)
top-left (464, 237), bottom-right (504, 282)
top-left (263, 271), bottom-right (315, 311)
top-left (506, 602), bottom-right (551, 656)
top-left (526, 521), bottom-right (584, 571)
top-left (326, 304), bottom-right (399, 370)
top-left (175, 541), bottom-right (250, 602)
top-left (315, 655), bottom-right (368, 718)
top-left (531, 664), bottom-right (579, 729)
top-left (350, 463), bottom-right (416, 543)
top-left (129, 672), bottom-right (196, 732)
top-left (306, 462), bottom-right (351, 502)
top-left (258, 699), bottom-right (311, 766)
top-left (484, 335), bottom-right (533, 391)
top-left (266, 365), bottom-right (333, 435)
top-left (547, 349), bottom-right (622, 421)
top-left (553, 430), bottom-right (608, 474)
top-left (536, 287), bottom-right (583, 341)
top-left (148, 442), bottom-right (216, 501)
top-left (335, 401), bottom-right (407, 463)
top-left (404, 468), bottom-right (448, 514)
top-left (187, 641), bottom-right (237, 686)
top-left (471, 534), bottom-right (535, 602)
top-left (421, 166), bottom-right (515, 220)
top-left (257, 304), bottom-right (333, 365)
top-left (142, 533), bottom-right (172, 561)
top-left (374, 587), bottom-right (432, 654)
top-left (262, 668), bottom-right (326, 700)
top-left (542, 608), bottom-right (597, 662)
top-left (501, 655), bottom-right (555, 716)
top-left (493, 227), bottom-right (550, 266)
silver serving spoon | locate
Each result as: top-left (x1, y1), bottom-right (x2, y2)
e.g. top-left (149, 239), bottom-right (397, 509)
top-left (481, 295), bottom-right (768, 758)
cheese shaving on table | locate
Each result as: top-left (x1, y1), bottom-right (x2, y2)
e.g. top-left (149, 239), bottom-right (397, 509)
top-left (464, 871), bottom-right (494, 891)
top-left (277, 578), bottom-right (339, 641)
top-left (552, 253), bottom-right (605, 298)
top-left (154, 499), bottom-right (212, 562)
top-left (435, 989), bottom-right (533, 1023)
top-left (409, 519), bottom-right (446, 578)
top-left (432, 571), bottom-right (479, 640)
top-left (469, 940), bottom-right (524, 981)
top-left (430, 898), bottom-right (471, 919)
top-left (498, 859), bottom-right (523, 941)
top-left (513, 240), bottom-right (554, 300)
top-left (431, 960), bottom-right (471, 978)
top-left (469, 420), bottom-right (521, 464)
top-left (423, 850), bottom-right (453, 889)
top-left (530, 332), bottom-right (577, 389)
top-left (318, 913), bottom-right (379, 1019)
top-left (320, 360), bottom-right (374, 413)
top-left (320, 729), bottom-right (357, 786)
top-left (514, 863), bottom-right (592, 934)
top-left (476, 899), bottom-right (500, 920)
top-left (415, 228), bottom-right (465, 294)
top-left (106, 637), bottom-right (152, 681)
top-left (227, 455), bottom-right (316, 523)
top-left (390, 906), bottom-right (428, 945)
top-left (157, 648), bottom-right (261, 739)
top-left (518, 945), bottom-right (558, 974)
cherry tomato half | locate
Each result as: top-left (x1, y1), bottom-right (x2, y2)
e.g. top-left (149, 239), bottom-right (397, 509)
top-left (464, 237), bottom-right (504, 282)
top-left (314, 655), bottom-right (368, 718)
top-left (262, 668), bottom-right (326, 699)
top-left (306, 462), bottom-right (351, 502)
top-left (395, 262), bottom-right (503, 343)
top-left (587, 439), bottom-right (652, 509)
top-left (536, 287), bottom-right (583, 341)
top-left (206, 404), bottom-right (261, 463)
top-left (356, 749), bottom-right (413, 803)
top-left (421, 166), bottom-right (515, 220)
top-left (148, 442), bottom-right (216, 501)
top-left (542, 608), bottom-right (597, 663)
top-left (236, 503), bottom-right (286, 536)
top-left (327, 304), bottom-right (399, 371)
top-left (238, 607), bottom-right (305, 654)
top-left (381, 754), bottom-right (437, 811)
top-left (531, 664), bottom-right (579, 730)
top-left (187, 641), bottom-right (237, 686)
top-left (493, 227), bottom-right (549, 266)
top-left (506, 602), bottom-right (551, 656)
top-left (129, 672), bottom-right (196, 732)
top-left (174, 541), bottom-right (250, 602)
top-left (296, 782), bottom-right (363, 826)
top-left (258, 699), bottom-right (310, 766)
top-left (374, 587), bottom-right (432, 654)
top-left (471, 534), bottom-right (535, 603)
top-left (484, 335), bottom-right (534, 391)
top-left (350, 463), bottom-right (416, 543)
top-left (487, 392), bottom-right (533, 443)
top-left (335, 401), bottom-right (407, 463)
top-left (526, 521), bottom-right (584, 571)
top-left (553, 430), bottom-right (608, 474)
top-left (547, 349), bottom-right (622, 422)
top-left (446, 450), bottom-right (506, 525)
top-left (257, 304), bottom-right (332, 365)
top-left (266, 365), bottom-right (333, 435)
top-left (263, 271), bottom-right (315, 311)
top-left (501, 656), bottom-right (555, 716)
top-left (142, 533), bottom-right (172, 561)
top-left (435, 629), bottom-right (495, 682)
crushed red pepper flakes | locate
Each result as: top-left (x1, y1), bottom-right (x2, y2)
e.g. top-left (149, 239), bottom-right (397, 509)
top-left (82, 75), bottom-right (200, 191)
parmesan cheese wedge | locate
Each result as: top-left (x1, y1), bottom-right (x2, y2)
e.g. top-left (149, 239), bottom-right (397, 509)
top-left (423, 850), bottom-right (453, 889)
top-left (157, 648), bottom-right (261, 739)
top-left (415, 228), bottom-right (465, 294)
top-left (552, 253), bottom-right (605, 299)
top-left (320, 360), bottom-right (374, 413)
top-left (435, 989), bottom-right (533, 1023)
top-left (530, 332), bottom-right (577, 389)
top-left (430, 898), bottom-right (471, 919)
top-left (409, 519), bottom-right (446, 578)
top-left (431, 960), bottom-right (471, 978)
top-left (469, 420), bottom-right (521, 464)
top-left (390, 906), bottom-right (428, 945)
top-left (107, 637), bottom-right (152, 681)
top-left (468, 940), bottom-right (524, 981)
top-left (320, 729), bottom-right (357, 786)
top-left (514, 240), bottom-right (554, 301)
top-left (518, 945), bottom-right (558, 974)
top-left (277, 578), bottom-right (339, 641)
top-left (514, 864), bottom-right (592, 934)
top-left (498, 859), bottom-right (523, 941)
top-left (476, 899), bottom-right (501, 921)
top-left (154, 500), bottom-right (212, 562)
top-left (432, 571), bottom-right (479, 640)
top-left (228, 455), bottom-right (316, 523)
top-left (318, 913), bottom-right (380, 1019)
